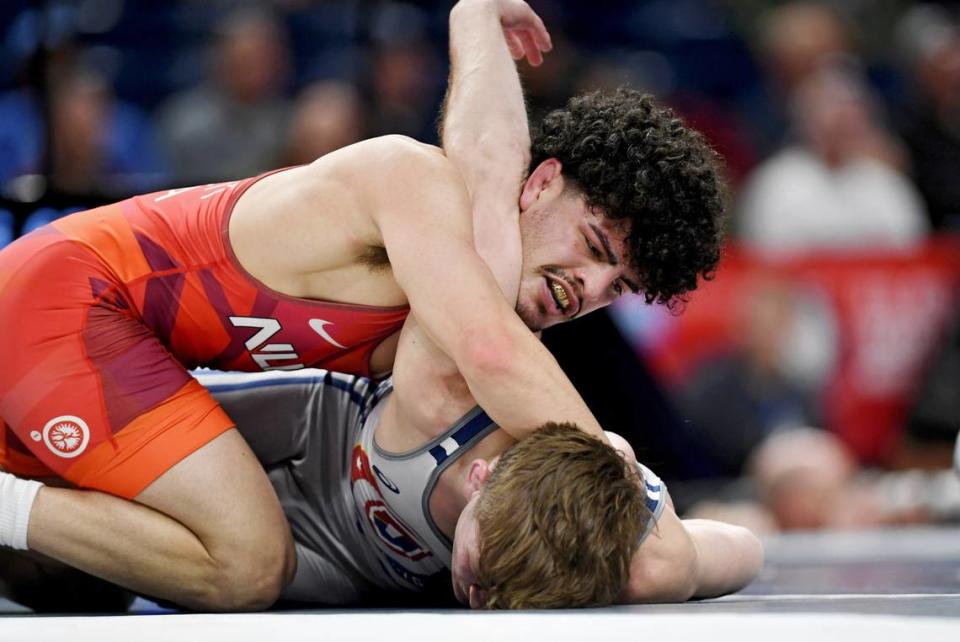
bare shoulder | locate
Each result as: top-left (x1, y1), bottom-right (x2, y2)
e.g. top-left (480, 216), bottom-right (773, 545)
top-left (367, 134), bottom-right (446, 162)
top-left (369, 136), bottom-right (464, 190)
top-left (332, 135), bottom-right (452, 176)
top-left (298, 135), bottom-right (467, 215)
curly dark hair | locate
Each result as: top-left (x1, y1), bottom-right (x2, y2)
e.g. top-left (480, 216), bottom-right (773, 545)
top-left (529, 88), bottom-right (726, 309)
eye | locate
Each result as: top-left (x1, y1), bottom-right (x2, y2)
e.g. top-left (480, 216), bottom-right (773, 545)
top-left (612, 280), bottom-right (624, 296)
top-left (585, 236), bottom-right (602, 259)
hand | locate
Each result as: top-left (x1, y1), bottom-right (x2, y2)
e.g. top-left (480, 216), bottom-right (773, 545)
top-left (497, 0), bottom-right (553, 67)
top-left (488, 0), bottom-right (554, 66)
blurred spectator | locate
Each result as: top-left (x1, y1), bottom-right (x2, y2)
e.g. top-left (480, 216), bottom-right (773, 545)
top-left (691, 426), bottom-right (960, 533)
top-left (155, 6), bottom-right (291, 184)
top-left (674, 280), bottom-right (820, 477)
top-left (366, 2), bottom-right (442, 142)
top-left (0, 85), bottom-right (43, 188)
top-left (741, 2), bottom-right (854, 156)
top-left (903, 302), bottom-right (960, 469)
top-left (737, 65), bottom-right (929, 252)
top-left (283, 80), bottom-right (365, 166)
top-left (48, 66), bottom-right (167, 195)
top-left (669, 92), bottom-right (758, 191)
top-left (750, 427), bottom-right (859, 530)
top-left (0, 61), bottom-right (167, 197)
top-left (895, 4), bottom-right (960, 231)
top-left (524, 31), bottom-right (582, 119)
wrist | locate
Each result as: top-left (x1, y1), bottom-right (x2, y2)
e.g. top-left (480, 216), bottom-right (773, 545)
top-left (451, 0), bottom-right (498, 22)
top-left (0, 471), bottom-right (43, 550)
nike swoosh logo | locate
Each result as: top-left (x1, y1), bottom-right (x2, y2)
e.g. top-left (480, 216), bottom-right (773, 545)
top-left (309, 318), bottom-right (347, 349)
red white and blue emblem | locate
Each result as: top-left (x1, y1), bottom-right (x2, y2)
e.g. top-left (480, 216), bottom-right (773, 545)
top-left (364, 499), bottom-right (432, 562)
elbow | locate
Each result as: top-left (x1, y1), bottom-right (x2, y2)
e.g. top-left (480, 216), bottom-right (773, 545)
top-left (457, 325), bottom-right (519, 383)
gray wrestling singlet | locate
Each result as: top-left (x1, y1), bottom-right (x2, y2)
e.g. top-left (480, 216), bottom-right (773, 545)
top-left (195, 368), bottom-right (670, 605)
top-left (195, 369), bottom-right (390, 604)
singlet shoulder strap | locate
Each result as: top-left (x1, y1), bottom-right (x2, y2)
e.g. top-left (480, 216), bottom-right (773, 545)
top-left (636, 461), bottom-right (670, 545)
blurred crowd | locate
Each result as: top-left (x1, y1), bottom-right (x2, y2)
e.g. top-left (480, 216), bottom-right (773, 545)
top-left (0, 0), bottom-right (958, 237)
top-left (1, 0), bottom-right (958, 533)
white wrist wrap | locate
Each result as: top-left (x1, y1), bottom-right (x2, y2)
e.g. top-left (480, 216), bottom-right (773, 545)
top-left (0, 471), bottom-right (43, 550)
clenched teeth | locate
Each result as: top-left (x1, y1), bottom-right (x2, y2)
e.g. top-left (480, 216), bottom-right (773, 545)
top-left (550, 281), bottom-right (570, 310)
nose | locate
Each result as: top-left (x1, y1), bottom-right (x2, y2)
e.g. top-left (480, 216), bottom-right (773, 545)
top-left (575, 264), bottom-right (619, 308)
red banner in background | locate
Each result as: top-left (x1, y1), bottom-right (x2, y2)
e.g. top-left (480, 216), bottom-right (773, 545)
top-left (613, 237), bottom-right (960, 465)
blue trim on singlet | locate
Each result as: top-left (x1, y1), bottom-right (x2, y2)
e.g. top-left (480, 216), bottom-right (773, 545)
top-left (645, 493), bottom-right (660, 514)
top-left (426, 409), bottom-right (494, 465)
top-left (638, 466), bottom-right (665, 521)
top-left (427, 445), bottom-right (446, 465)
top-left (200, 372), bottom-right (370, 407)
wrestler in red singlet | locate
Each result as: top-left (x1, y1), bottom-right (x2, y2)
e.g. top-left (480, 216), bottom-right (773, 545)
top-left (0, 172), bottom-right (409, 498)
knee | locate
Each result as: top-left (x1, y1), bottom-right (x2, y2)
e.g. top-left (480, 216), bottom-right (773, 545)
top-left (193, 529), bottom-right (296, 611)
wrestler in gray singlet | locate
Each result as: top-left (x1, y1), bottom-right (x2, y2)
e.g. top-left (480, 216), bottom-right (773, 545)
top-left (195, 368), bottom-right (669, 606)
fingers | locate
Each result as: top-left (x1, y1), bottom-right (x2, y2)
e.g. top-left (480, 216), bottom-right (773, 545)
top-left (517, 29), bottom-right (543, 66)
top-left (505, 30), bottom-right (525, 61)
top-left (505, 27), bottom-right (546, 66)
top-left (530, 14), bottom-right (553, 53)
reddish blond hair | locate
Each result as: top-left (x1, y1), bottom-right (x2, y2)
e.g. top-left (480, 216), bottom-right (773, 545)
top-left (475, 422), bottom-right (649, 609)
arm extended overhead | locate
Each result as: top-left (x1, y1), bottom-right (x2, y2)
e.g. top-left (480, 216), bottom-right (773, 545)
top-left (441, 0), bottom-right (551, 300)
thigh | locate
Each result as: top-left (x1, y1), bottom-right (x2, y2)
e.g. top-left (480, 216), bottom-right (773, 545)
top-left (0, 236), bottom-right (235, 499)
top-left (135, 427), bottom-right (293, 562)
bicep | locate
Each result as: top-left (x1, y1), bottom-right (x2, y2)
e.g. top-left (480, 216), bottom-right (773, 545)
top-left (373, 152), bottom-right (518, 361)
top-left (472, 200), bottom-right (522, 303)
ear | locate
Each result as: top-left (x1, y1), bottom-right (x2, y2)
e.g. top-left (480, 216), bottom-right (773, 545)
top-left (519, 158), bottom-right (564, 211)
top-left (468, 585), bottom-right (488, 609)
top-left (463, 458), bottom-right (493, 499)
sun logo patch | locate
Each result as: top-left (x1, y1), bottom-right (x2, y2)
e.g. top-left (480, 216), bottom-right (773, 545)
top-left (40, 415), bottom-right (90, 458)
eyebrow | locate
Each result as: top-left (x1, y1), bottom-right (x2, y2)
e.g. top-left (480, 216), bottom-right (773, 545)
top-left (589, 223), bottom-right (618, 267)
top-left (590, 223), bottom-right (640, 294)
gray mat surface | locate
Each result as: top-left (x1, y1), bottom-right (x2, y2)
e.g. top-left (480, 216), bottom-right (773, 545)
top-left (2, 526), bottom-right (959, 634)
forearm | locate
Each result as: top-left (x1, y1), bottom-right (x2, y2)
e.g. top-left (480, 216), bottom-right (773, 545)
top-left (444, 0), bottom-right (531, 199)
top-left (455, 305), bottom-right (606, 441)
top-left (374, 140), bottom-right (603, 443)
top-left (687, 519), bottom-right (764, 599)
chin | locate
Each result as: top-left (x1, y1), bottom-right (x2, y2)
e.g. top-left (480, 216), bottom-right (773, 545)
top-left (514, 305), bottom-right (543, 332)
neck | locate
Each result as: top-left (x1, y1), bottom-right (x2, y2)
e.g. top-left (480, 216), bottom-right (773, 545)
top-left (427, 431), bottom-right (517, 538)
top-left (428, 458), bottom-right (473, 539)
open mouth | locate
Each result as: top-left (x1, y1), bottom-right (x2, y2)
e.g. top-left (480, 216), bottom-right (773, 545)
top-left (550, 279), bottom-right (570, 311)
top-left (546, 276), bottom-right (578, 317)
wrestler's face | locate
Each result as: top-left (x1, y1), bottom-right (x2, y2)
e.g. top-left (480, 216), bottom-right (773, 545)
top-left (515, 159), bottom-right (641, 332)
top-left (450, 491), bottom-right (484, 608)
top-left (450, 458), bottom-right (494, 608)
